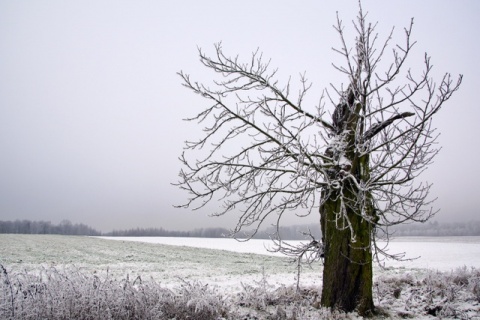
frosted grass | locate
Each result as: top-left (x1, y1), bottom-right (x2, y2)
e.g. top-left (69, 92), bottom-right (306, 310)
top-left (0, 235), bottom-right (321, 290)
top-left (99, 235), bottom-right (480, 271)
top-left (1, 234), bottom-right (479, 319)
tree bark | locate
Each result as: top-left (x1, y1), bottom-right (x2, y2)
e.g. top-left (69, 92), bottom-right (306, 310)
top-left (320, 187), bottom-right (375, 316)
top-left (320, 96), bottom-right (376, 316)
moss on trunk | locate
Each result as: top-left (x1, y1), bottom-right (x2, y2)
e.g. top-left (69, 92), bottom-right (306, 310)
top-left (320, 97), bottom-right (376, 315)
top-left (320, 187), bottom-right (374, 316)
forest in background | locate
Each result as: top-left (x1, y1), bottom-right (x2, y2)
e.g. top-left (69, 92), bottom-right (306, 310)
top-left (1, 219), bottom-right (480, 239)
top-left (0, 219), bottom-right (101, 236)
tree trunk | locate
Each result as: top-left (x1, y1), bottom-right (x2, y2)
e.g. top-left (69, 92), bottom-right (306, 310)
top-left (320, 189), bottom-right (375, 316)
top-left (320, 96), bottom-right (376, 315)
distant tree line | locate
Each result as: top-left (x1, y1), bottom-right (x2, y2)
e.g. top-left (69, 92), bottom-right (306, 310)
top-left (0, 219), bottom-right (319, 239)
top-left (104, 225), bottom-right (322, 240)
top-left (104, 227), bottom-right (230, 238)
top-left (0, 219), bottom-right (101, 236)
top-left (2, 219), bottom-right (479, 238)
top-left (385, 220), bottom-right (480, 237)
top-left (273, 221), bottom-right (480, 238)
top-left (251, 224), bottom-right (322, 240)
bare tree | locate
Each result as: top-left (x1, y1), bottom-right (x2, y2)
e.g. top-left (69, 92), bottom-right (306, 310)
top-left (175, 5), bottom-right (462, 316)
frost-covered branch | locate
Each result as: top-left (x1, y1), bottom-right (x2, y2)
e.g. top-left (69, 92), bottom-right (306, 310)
top-left (323, 3), bottom-right (462, 261)
top-left (175, 44), bottom-right (334, 236)
top-left (176, 4), bottom-right (462, 276)
top-left (269, 230), bottom-right (324, 292)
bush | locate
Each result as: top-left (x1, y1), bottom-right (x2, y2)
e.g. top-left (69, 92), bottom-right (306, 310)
top-left (375, 266), bottom-right (480, 319)
top-left (0, 265), bottom-right (228, 320)
top-left (2, 264), bottom-right (480, 319)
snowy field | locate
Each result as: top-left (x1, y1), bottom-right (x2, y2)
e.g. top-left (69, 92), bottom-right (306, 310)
top-left (1, 234), bottom-right (480, 319)
top-left (99, 236), bottom-right (480, 272)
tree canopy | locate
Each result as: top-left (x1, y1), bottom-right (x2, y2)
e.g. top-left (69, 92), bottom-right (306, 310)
top-left (176, 4), bottom-right (462, 315)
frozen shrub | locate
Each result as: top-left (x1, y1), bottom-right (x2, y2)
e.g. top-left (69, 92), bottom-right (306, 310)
top-left (452, 266), bottom-right (470, 286)
top-left (374, 272), bottom-right (415, 305)
top-left (234, 273), bottom-right (327, 319)
top-left (473, 280), bottom-right (480, 302)
top-left (2, 263), bottom-right (480, 319)
top-left (374, 268), bottom-right (480, 319)
top-left (0, 265), bottom-right (228, 320)
top-left (161, 278), bottom-right (228, 319)
top-left (236, 267), bottom-right (278, 311)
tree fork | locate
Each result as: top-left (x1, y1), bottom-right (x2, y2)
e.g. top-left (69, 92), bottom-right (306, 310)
top-left (320, 81), bottom-right (377, 315)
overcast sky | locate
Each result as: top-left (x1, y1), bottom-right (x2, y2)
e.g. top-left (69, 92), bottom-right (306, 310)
top-left (0, 1), bottom-right (478, 232)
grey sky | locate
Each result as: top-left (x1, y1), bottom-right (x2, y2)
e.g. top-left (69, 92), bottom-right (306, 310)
top-left (0, 1), bottom-right (478, 232)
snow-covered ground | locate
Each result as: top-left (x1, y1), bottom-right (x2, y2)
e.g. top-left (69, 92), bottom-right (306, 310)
top-left (99, 235), bottom-right (480, 271)
top-left (1, 234), bottom-right (479, 319)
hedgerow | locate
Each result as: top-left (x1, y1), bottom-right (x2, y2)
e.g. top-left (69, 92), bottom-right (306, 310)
top-left (1, 264), bottom-right (479, 319)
